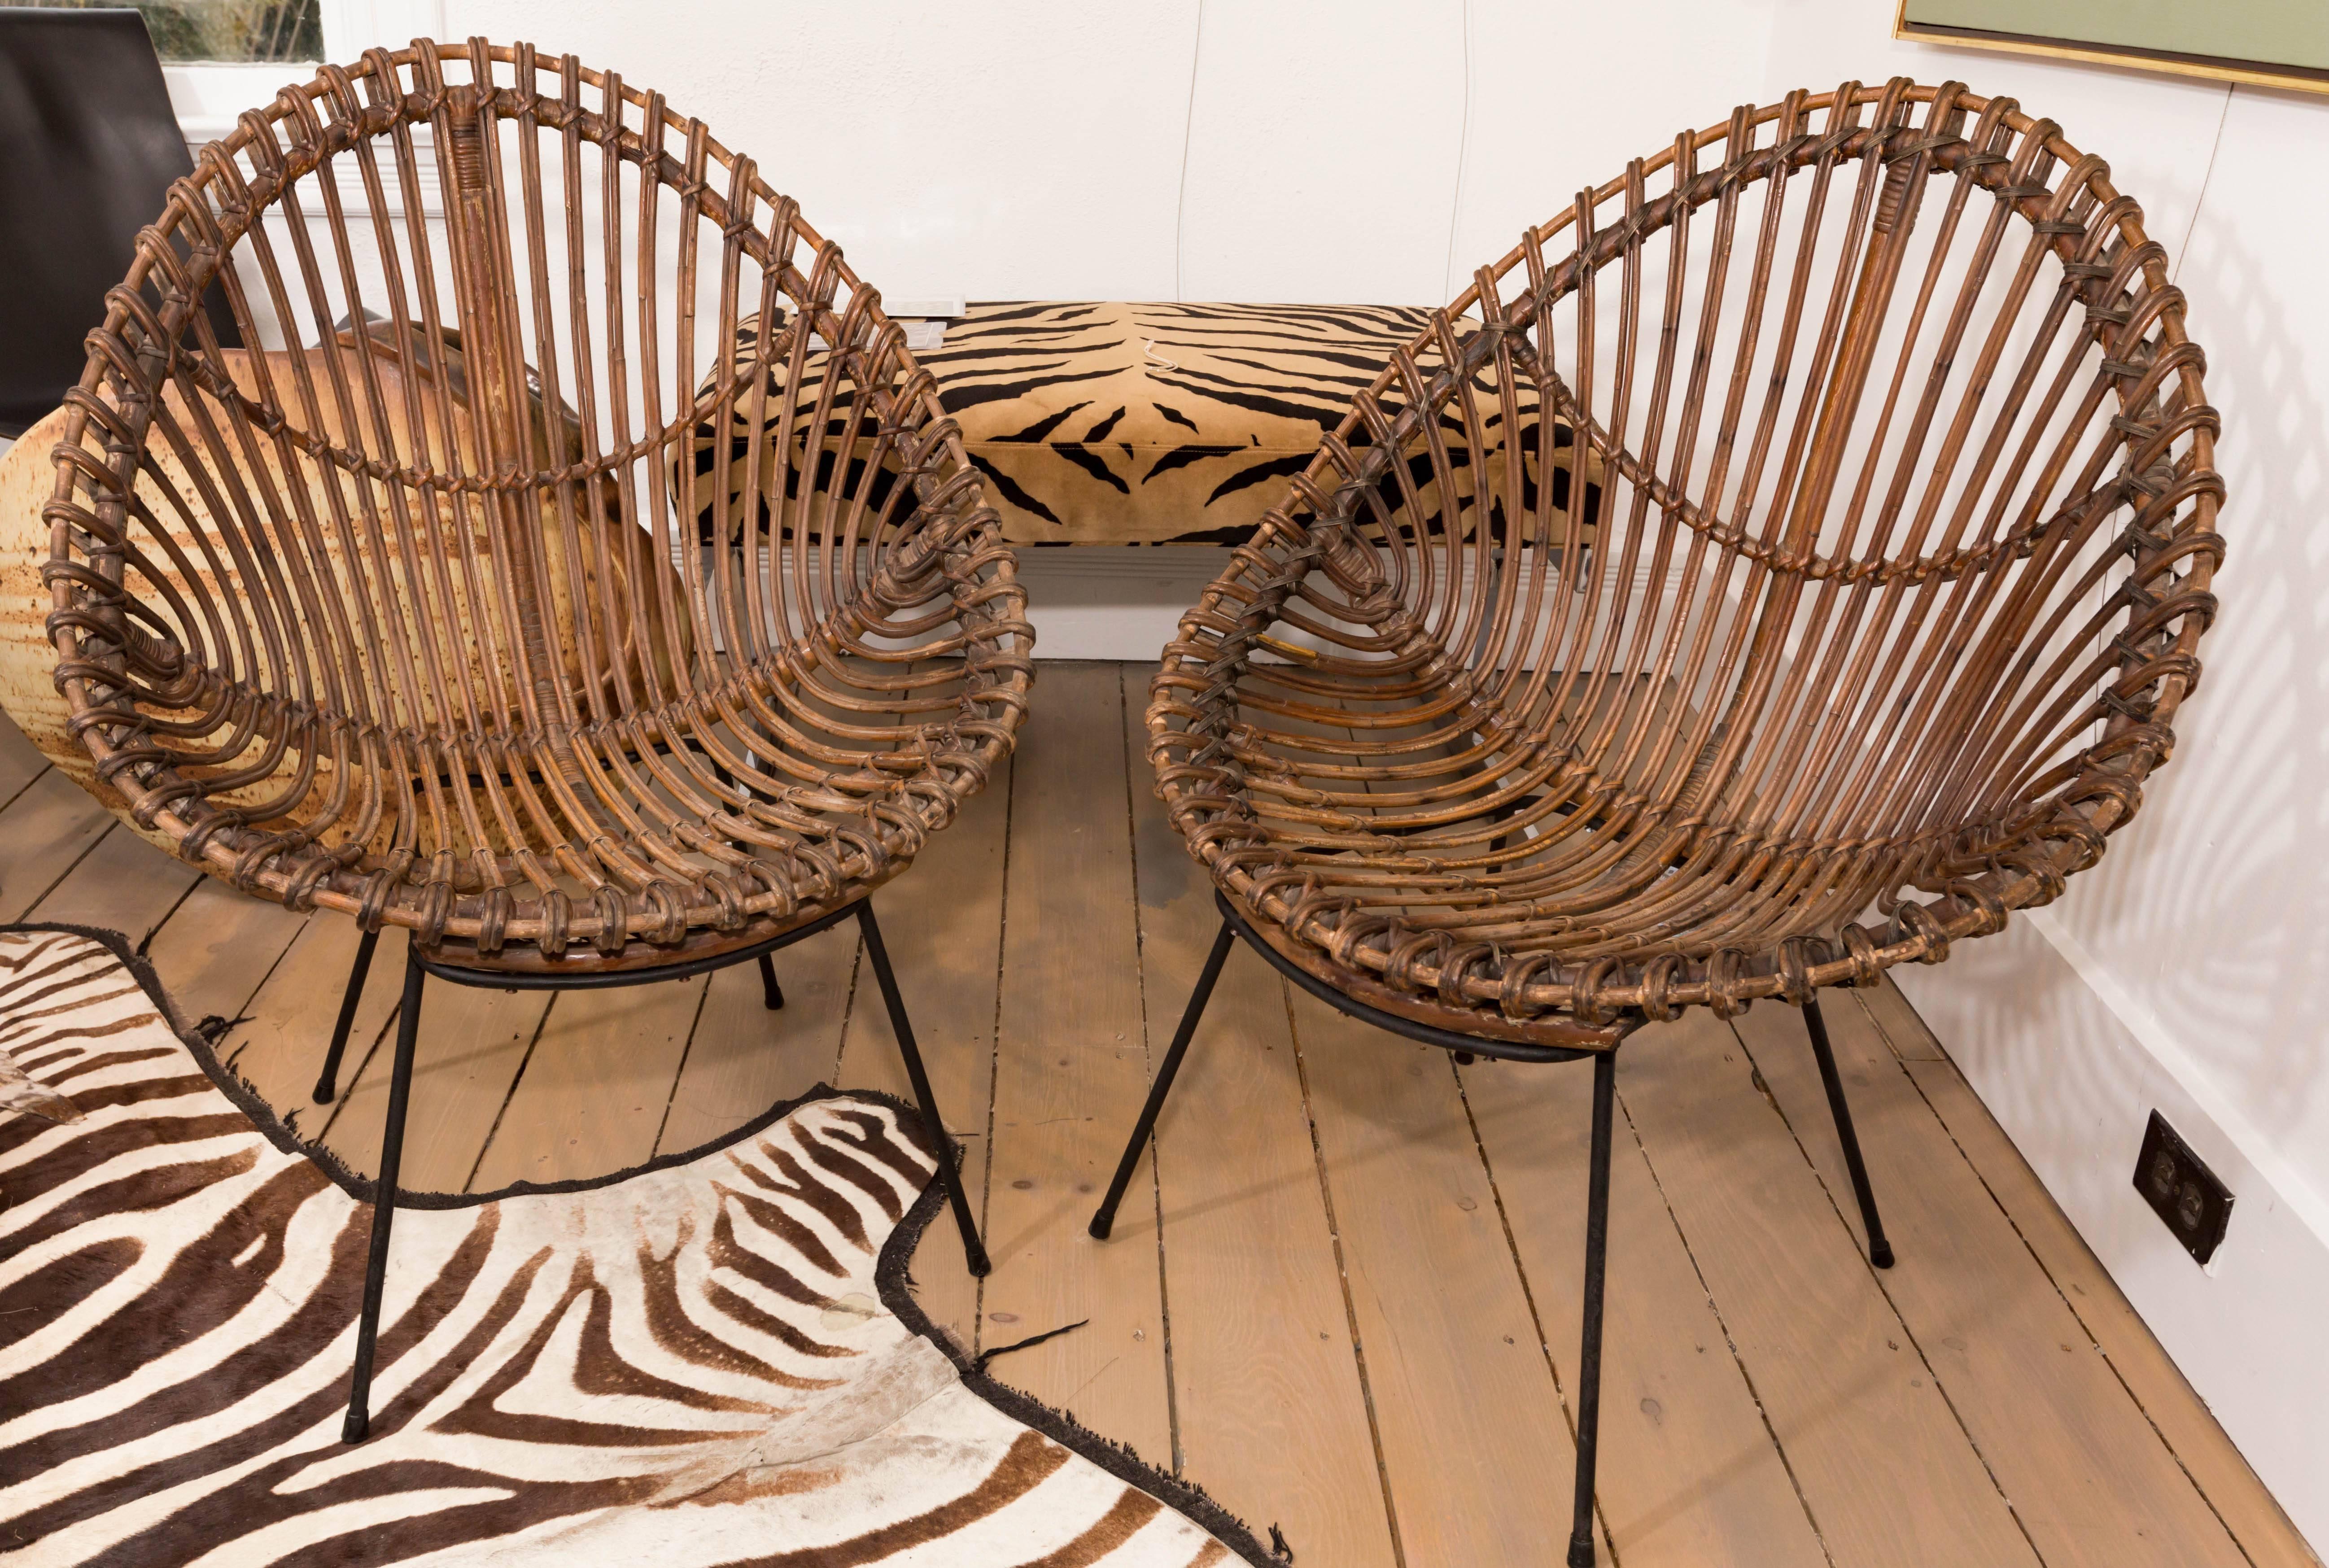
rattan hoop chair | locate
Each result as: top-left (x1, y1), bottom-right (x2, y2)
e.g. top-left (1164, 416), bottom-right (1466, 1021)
top-left (14, 39), bottom-right (1031, 1440)
top-left (1090, 79), bottom-right (2220, 1566)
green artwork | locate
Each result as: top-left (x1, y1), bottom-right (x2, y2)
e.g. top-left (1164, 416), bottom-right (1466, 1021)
top-left (1901, 0), bottom-right (2329, 85)
top-left (17, 0), bottom-right (322, 64)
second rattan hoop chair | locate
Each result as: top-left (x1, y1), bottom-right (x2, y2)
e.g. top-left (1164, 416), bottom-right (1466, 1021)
top-left (1091, 79), bottom-right (2220, 1566)
top-left (17, 39), bottom-right (1030, 1441)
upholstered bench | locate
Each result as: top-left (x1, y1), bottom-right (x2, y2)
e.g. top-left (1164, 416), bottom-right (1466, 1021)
top-left (682, 301), bottom-right (1595, 547)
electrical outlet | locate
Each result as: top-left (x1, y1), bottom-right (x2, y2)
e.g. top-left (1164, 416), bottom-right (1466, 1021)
top-left (2133, 1111), bottom-right (2233, 1267)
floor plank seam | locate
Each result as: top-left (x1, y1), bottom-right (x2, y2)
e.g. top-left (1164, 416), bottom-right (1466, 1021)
top-left (1612, 1081), bottom-right (1842, 1568)
top-left (1118, 665), bottom-right (1188, 1480)
top-left (133, 869), bottom-right (206, 957)
top-left (180, 908), bottom-right (315, 1071)
top-left (1283, 979), bottom-right (1411, 1568)
top-left (461, 995), bottom-right (564, 1193)
top-left (313, 1003), bottom-right (391, 1148)
top-left (970, 756), bottom-right (1018, 1363)
top-left (645, 970), bottom-right (721, 1162)
top-left (15, 814), bottom-right (118, 925)
top-left (1848, 989), bottom-right (1917, 1065)
top-left (832, 942), bottom-right (863, 1087)
top-left (1895, 1049), bottom-right (2271, 1568)
top-left (1725, 1014), bottom-right (2051, 1566)
top-left (272, 984), bottom-right (394, 1145)
top-left (1448, 1060), bottom-right (1617, 1562)
top-left (0, 760), bottom-right (48, 819)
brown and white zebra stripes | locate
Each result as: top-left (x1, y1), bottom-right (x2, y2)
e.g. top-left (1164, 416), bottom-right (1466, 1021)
top-left (0, 929), bottom-right (1263, 1565)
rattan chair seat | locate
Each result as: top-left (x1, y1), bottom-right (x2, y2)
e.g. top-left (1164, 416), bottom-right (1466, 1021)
top-left (1149, 80), bottom-right (2221, 1048)
top-left (18, 40), bottom-right (1031, 973)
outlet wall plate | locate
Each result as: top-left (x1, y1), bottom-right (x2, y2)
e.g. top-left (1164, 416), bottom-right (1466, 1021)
top-left (2133, 1110), bottom-right (2234, 1267)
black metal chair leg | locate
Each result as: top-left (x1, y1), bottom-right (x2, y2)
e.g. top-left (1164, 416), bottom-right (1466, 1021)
top-left (757, 952), bottom-right (784, 1011)
top-left (1804, 994), bottom-right (1895, 1269)
top-left (311, 926), bottom-right (381, 1104)
top-left (855, 903), bottom-right (991, 1277)
top-left (1568, 1048), bottom-right (1618, 1568)
top-left (344, 952), bottom-right (424, 1442)
top-left (1089, 917), bottom-right (1237, 1241)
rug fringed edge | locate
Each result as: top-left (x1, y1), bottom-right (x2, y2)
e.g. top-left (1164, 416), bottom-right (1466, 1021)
top-left (0, 922), bottom-right (894, 1212)
top-left (874, 1157), bottom-right (1286, 1568)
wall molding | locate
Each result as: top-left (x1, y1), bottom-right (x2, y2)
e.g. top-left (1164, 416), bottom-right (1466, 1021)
top-left (1011, 545), bottom-right (1705, 664)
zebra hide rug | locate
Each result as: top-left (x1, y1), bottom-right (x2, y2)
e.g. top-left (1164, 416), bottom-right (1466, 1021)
top-left (0, 925), bottom-right (1272, 1566)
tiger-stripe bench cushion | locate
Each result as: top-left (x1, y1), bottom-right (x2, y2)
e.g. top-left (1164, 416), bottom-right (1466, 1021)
top-left (682, 301), bottom-right (1594, 546)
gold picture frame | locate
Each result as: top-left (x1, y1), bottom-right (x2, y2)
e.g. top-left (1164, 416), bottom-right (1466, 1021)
top-left (1894, 0), bottom-right (2329, 96)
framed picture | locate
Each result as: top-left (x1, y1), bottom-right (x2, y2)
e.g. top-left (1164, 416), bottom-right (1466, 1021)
top-left (1895, 0), bottom-right (2329, 95)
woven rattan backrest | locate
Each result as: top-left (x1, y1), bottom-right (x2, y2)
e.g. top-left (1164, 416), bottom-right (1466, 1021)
top-left (1153, 81), bottom-right (2220, 1025)
top-left (39, 39), bottom-right (1030, 963)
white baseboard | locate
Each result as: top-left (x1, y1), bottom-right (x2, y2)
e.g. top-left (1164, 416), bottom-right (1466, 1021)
top-left (1892, 920), bottom-right (2329, 1552)
top-left (1015, 547), bottom-right (1228, 663)
top-left (1012, 545), bottom-right (1713, 666)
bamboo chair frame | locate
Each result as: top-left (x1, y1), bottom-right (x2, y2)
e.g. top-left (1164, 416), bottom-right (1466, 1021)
top-left (1148, 79), bottom-right (2218, 1050)
top-left (36, 38), bottom-right (1031, 973)
top-left (1096, 80), bottom-right (2222, 1568)
top-left (29, 38), bottom-right (1031, 1439)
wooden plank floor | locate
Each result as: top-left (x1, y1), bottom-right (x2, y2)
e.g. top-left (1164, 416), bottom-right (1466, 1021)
top-left (0, 670), bottom-right (2315, 1568)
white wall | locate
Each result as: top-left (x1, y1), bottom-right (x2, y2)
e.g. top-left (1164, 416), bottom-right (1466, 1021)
top-left (1746, 4), bottom-right (2329, 1547)
top-left (442, 0), bottom-right (1782, 307)
top-left (165, 2), bottom-right (2327, 1545)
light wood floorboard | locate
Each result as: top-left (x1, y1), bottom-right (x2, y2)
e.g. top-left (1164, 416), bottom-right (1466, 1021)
top-left (17, 822), bottom-right (201, 947)
top-left (224, 916), bottom-right (409, 1134)
top-left (467, 977), bottom-right (708, 1191)
top-left (1619, 1009), bottom-right (2045, 1567)
top-left (1124, 676), bottom-right (1400, 1568)
top-left (1459, 1051), bottom-right (1831, 1567)
top-left (655, 925), bottom-right (858, 1158)
top-left (0, 684), bottom-right (2311, 1568)
top-left (831, 763), bottom-right (1010, 1358)
top-left (1736, 998), bottom-right (2246, 1566)
top-left (139, 875), bottom-right (310, 1025)
top-left (0, 770), bottom-right (112, 923)
top-left (979, 662), bottom-right (1172, 1456)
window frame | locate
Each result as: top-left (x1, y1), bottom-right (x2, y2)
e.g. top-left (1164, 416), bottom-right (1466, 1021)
top-left (163, 0), bottom-right (447, 147)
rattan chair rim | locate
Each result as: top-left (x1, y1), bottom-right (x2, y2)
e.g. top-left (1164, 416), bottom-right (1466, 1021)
top-left (40, 38), bottom-right (1032, 970)
top-left (1149, 78), bottom-right (2220, 1047)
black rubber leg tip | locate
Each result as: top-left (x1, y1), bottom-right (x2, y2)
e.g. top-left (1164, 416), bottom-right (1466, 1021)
top-left (1870, 1241), bottom-right (1896, 1269)
top-left (965, 1247), bottom-right (993, 1279)
top-left (312, 1084), bottom-right (336, 1105)
top-left (1087, 1214), bottom-right (1115, 1242)
top-left (341, 1412), bottom-right (369, 1444)
top-left (1567, 1536), bottom-right (1596, 1567)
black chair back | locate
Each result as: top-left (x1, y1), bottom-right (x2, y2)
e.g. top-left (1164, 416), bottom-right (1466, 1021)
top-left (0, 8), bottom-right (237, 438)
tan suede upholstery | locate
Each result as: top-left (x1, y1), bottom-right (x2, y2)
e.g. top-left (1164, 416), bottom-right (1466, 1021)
top-left (682, 301), bottom-right (1594, 546)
